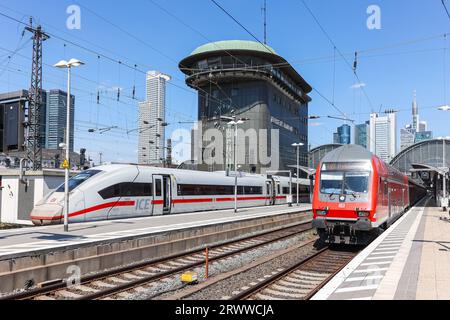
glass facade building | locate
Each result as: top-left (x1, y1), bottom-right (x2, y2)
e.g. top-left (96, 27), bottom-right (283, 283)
top-left (334, 124), bottom-right (351, 145)
top-left (179, 40), bottom-right (312, 174)
top-left (355, 123), bottom-right (369, 149)
top-left (45, 89), bottom-right (75, 152)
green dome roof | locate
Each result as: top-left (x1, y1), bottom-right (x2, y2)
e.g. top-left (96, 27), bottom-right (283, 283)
top-left (190, 40), bottom-right (277, 56)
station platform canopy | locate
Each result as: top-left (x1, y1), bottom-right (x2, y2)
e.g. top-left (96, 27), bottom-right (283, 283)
top-left (308, 144), bottom-right (343, 170)
top-left (390, 138), bottom-right (450, 174)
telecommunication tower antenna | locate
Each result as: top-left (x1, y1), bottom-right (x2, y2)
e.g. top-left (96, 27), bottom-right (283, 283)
top-left (25, 18), bottom-right (49, 170)
top-left (262, 0), bottom-right (267, 44)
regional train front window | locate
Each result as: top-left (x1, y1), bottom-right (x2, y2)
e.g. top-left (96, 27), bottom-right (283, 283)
top-left (56, 170), bottom-right (102, 193)
top-left (320, 172), bottom-right (344, 194)
top-left (320, 171), bottom-right (370, 195)
top-left (344, 172), bottom-right (370, 194)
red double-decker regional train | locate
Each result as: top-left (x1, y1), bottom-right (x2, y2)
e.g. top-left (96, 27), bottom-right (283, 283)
top-left (312, 145), bottom-right (427, 245)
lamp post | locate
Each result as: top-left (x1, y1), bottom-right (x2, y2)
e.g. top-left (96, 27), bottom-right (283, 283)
top-left (292, 143), bottom-right (304, 206)
top-left (438, 106), bottom-right (450, 211)
top-left (228, 118), bottom-right (246, 213)
top-left (54, 58), bottom-right (85, 232)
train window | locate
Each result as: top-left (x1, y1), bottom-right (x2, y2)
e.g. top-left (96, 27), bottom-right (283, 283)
top-left (320, 172), bottom-right (344, 194)
top-left (176, 184), bottom-right (254, 196)
top-left (98, 182), bottom-right (152, 199)
top-left (56, 170), bottom-right (102, 193)
top-left (284, 186), bottom-right (309, 195)
top-left (155, 179), bottom-right (162, 196)
top-left (244, 186), bottom-right (262, 195)
top-left (344, 172), bottom-right (370, 194)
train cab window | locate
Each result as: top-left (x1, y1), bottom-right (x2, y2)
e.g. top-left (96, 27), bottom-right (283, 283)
top-left (56, 170), bottom-right (102, 193)
top-left (320, 172), bottom-right (344, 194)
top-left (344, 172), bottom-right (370, 194)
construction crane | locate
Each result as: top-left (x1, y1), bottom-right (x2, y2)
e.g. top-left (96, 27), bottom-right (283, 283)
top-left (25, 18), bottom-right (49, 171)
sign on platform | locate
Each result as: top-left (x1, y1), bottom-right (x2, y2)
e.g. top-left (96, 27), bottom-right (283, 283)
top-left (62, 159), bottom-right (69, 169)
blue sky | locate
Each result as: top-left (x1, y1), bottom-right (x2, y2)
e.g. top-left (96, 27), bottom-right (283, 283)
top-left (0, 0), bottom-right (449, 164)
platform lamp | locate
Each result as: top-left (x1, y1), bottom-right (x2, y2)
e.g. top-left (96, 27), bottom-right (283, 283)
top-left (54, 58), bottom-right (85, 232)
top-left (438, 106), bottom-right (450, 211)
top-left (228, 118), bottom-right (247, 213)
top-left (292, 143), bottom-right (305, 206)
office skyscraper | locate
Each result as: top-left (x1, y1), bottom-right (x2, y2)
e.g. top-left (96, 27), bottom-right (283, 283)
top-left (333, 124), bottom-right (351, 145)
top-left (369, 112), bottom-right (397, 163)
top-left (355, 122), bottom-right (370, 149)
top-left (45, 89), bottom-right (75, 152)
top-left (400, 126), bottom-right (415, 151)
top-left (400, 91), bottom-right (432, 151)
top-left (138, 71), bottom-right (171, 165)
top-left (412, 91), bottom-right (419, 132)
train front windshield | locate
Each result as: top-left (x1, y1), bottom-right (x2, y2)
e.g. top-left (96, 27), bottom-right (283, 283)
top-left (55, 170), bottom-right (102, 193)
top-left (320, 162), bottom-right (371, 195)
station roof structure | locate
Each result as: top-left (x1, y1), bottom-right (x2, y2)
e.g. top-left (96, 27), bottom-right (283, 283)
top-left (308, 144), bottom-right (343, 169)
top-left (179, 40), bottom-right (312, 93)
top-left (390, 138), bottom-right (450, 174)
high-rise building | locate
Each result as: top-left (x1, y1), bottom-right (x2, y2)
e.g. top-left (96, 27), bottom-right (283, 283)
top-left (412, 90), bottom-right (419, 132)
top-left (400, 91), bottom-right (432, 151)
top-left (415, 131), bottom-right (433, 143)
top-left (400, 126), bottom-right (415, 151)
top-left (0, 90), bottom-right (29, 153)
top-left (179, 40), bottom-right (312, 174)
top-left (45, 89), bottom-right (75, 152)
top-left (369, 112), bottom-right (397, 163)
top-left (333, 132), bottom-right (340, 144)
top-left (333, 124), bottom-right (351, 145)
top-left (354, 122), bottom-right (369, 149)
top-left (419, 121), bottom-right (427, 132)
top-left (138, 71), bottom-right (171, 165)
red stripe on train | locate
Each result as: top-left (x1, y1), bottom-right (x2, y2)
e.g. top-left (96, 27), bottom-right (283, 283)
top-left (30, 200), bottom-right (136, 221)
top-left (172, 198), bottom-right (214, 204)
top-left (32, 195), bottom-right (289, 220)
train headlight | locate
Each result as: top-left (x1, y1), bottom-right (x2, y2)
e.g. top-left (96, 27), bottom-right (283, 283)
top-left (357, 211), bottom-right (370, 218)
top-left (316, 210), bottom-right (328, 216)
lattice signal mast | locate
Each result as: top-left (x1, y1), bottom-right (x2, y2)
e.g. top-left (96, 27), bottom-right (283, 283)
top-left (25, 18), bottom-right (49, 170)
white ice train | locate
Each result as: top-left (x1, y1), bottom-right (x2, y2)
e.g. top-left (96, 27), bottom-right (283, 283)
top-left (30, 165), bottom-right (311, 225)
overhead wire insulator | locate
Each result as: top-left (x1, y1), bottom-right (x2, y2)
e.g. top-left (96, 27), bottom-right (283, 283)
top-left (132, 64), bottom-right (137, 100)
top-left (353, 51), bottom-right (358, 73)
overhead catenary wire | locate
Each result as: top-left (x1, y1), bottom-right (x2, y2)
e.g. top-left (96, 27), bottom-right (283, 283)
top-left (207, 0), bottom-right (349, 120)
top-left (299, 0), bottom-right (375, 112)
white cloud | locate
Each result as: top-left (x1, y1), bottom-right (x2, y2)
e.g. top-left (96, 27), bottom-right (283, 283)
top-left (308, 122), bottom-right (325, 127)
top-left (350, 83), bottom-right (366, 89)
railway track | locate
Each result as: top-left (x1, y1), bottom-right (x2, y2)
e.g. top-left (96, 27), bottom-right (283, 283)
top-left (231, 247), bottom-right (358, 300)
top-left (1, 220), bottom-right (313, 300)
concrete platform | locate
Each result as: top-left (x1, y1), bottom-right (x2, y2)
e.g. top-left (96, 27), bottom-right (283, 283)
top-left (0, 204), bottom-right (310, 259)
top-left (312, 197), bottom-right (450, 300)
top-left (0, 204), bottom-right (311, 293)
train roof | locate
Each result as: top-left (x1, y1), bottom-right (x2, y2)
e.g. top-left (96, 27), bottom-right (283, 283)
top-left (321, 145), bottom-right (373, 163)
top-left (90, 164), bottom-right (309, 184)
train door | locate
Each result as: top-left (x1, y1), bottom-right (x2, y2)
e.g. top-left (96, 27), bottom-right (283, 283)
top-left (387, 183), bottom-right (392, 219)
top-left (265, 180), bottom-right (275, 206)
top-left (275, 182), bottom-right (281, 204)
top-left (152, 175), bottom-right (164, 216)
top-left (163, 176), bottom-right (171, 215)
top-left (266, 181), bottom-right (272, 206)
